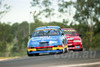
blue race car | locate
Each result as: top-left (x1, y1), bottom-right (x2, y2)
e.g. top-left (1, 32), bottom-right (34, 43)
top-left (27, 26), bottom-right (68, 56)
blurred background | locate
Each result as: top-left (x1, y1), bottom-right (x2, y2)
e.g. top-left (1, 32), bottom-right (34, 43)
top-left (0, 0), bottom-right (100, 57)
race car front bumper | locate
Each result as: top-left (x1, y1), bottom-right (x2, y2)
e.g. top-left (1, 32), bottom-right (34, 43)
top-left (27, 45), bottom-right (67, 54)
top-left (68, 43), bottom-right (83, 50)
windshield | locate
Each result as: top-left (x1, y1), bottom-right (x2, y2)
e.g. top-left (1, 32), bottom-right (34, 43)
top-left (64, 31), bottom-right (78, 36)
top-left (32, 29), bottom-right (60, 37)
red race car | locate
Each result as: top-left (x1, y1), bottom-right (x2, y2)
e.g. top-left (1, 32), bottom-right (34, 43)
top-left (62, 28), bottom-right (83, 51)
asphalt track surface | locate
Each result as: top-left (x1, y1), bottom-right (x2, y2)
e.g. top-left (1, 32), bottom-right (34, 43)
top-left (0, 50), bottom-right (100, 67)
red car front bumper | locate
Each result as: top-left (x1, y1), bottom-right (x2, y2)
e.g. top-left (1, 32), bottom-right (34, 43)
top-left (67, 42), bottom-right (83, 50)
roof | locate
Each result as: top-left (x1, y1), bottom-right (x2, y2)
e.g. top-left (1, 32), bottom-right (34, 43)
top-left (35, 26), bottom-right (60, 31)
top-left (62, 28), bottom-right (76, 30)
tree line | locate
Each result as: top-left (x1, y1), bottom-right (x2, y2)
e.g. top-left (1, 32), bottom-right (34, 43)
top-left (0, 19), bottom-right (100, 57)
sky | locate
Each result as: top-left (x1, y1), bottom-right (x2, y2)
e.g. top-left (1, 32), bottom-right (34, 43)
top-left (1, 0), bottom-right (32, 24)
top-left (1, 0), bottom-right (76, 24)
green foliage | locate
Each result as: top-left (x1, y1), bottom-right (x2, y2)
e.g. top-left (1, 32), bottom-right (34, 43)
top-left (0, 21), bottom-right (29, 57)
top-left (31, 0), bottom-right (55, 20)
top-left (93, 33), bottom-right (100, 50)
top-left (58, 0), bottom-right (74, 13)
top-left (74, 0), bottom-right (100, 24)
top-left (0, 23), bottom-right (13, 43)
top-left (0, 0), bottom-right (10, 19)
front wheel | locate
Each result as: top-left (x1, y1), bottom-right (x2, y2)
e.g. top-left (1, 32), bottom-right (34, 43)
top-left (27, 51), bottom-right (34, 56)
top-left (34, 53), bottom-right (39, 56)
top-left (65, 47), bottom-right (69, 53)
top-left (79, 48), bottom-right (83, 51)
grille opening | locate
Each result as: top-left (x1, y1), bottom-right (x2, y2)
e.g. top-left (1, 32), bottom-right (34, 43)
top-left (68, 45), bottom-right (74, 47)
top-left (39, 42), bottom-right (49, 47)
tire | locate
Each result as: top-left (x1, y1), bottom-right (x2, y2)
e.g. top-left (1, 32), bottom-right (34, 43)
top-left (74, 49), bottom-right (83, 51)
top-left (65, 47), bottom-right (69, 53)
top-left (49, 52), bottom-right (56, 55)
top-left (27, 52), bottom-right (34, 56)
top-left (79, 48), bottom-right (83, 51)
top-left (34, 53), bottom-right (39, 56)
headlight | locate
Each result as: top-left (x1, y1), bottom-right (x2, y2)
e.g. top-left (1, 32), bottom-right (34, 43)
top-left (73, 40), bottom-right (81, 42)
top-left (49, 41), bottom-right (57, 44)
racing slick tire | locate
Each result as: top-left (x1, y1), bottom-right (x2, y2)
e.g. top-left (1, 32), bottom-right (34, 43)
top-left (34, 53), bottom-right (39, 56)
top-left (79, 48), bottom-right (83, 51)
top-left (27, 51), bottom-right (39, 56)
top-left (74, 48), bottom-right (83, 51)
top-left (27, 51), bottom-right (34, 56)
top-left (65, 47), bottom-right (69, 53)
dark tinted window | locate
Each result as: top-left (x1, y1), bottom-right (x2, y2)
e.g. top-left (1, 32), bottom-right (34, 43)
top-left (32, 29), bottom-right (60, 37)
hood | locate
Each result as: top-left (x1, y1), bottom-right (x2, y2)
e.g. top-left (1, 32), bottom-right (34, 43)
top-left (28, 36), bottom-right (60, 47)
top-left (31, 36), bottom-right (59, 42)
top-left (66, 35), bottom-right (81, 40)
